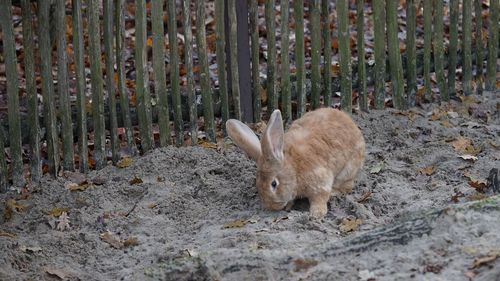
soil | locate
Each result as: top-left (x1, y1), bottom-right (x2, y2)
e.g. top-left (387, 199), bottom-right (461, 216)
top-left (1, 92), bottom-right (499, 281)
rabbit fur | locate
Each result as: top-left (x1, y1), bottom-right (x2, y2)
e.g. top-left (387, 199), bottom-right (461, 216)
top-left (226, 108), bottom-right (365, 218)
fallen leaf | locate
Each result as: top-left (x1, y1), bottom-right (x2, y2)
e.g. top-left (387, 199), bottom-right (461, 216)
top-left (370, 161), bottom-right (384, 174)
top-left (293, 258), bottom-right (319, 272)
top-left (44, 267), bottom-right (70, 280)
top-left (19, 245), bottom-right (42, 253)
top-left (6, 199), bottom-right (28, 212)
top-left (0, 231), bottom-right (16, 238)
top-left (147, 203), bottom-right (157, 209)
top-left (450, 136), bottom-right (472, 152)
top-left (198, 140), bottom-right (217, 149)
top-left (440, 120), bottom-right (454, 128)
top-left (123, 237), bottom-right (139, 248)
top-left (66, 182), bottom-right (91, 191)
top-left (129, 176), bottom-right (143, 185)
top-left (470, 250), bottom-right (500, 269)
top-left (223, 219), bottom-right (248, 228)
top-left (339, 217), bottom-right (362, 233)
top-left (419, 166), bottom-right (435, 176)
top-left (464, 144), bottom-right (481, 156)
top-left (272, 216), bottom-right (289, 223)
top-left (357, 191), bottom-right (372, 203)
top-left (100, 231), bottom-right (124, 249)
top-left (48, 207), bottom-right (70, 217)
top-left (458, 155), bottom-right (478, 162)
top-left (451, 189), bottom-right (465, 203)
top-left (467, 193), bottom-right (487, 201)
top-left (117, 157), bottom-right (133, 168)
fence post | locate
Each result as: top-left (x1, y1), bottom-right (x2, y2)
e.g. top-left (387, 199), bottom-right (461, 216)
top-left (103, 0), bottom-right (119, 162)
top-left (338, 0), bottom-right (352, 112)
top-left (373, 0), bottom-right (386, 109)
top-left (310, 0), bottom-right (321, 109)
top-left (280, 0), bottom-right (291, 124)
top-left (294, 0), bottom-right (306, 117)
top-left (406, 0), bottom-right (417, 108)
top-left (462, 0), bottom-right (473, 96)
top-left (21, 0), bottom-right (41, 182)
top-left (433, 0), bottom-right (448, 100)
top-left (249, 0), bottom-right (261, 122)
top-left (38, 0), bottom-right (60, 175)
top-left (357, 0), bottom-right (367, 111)
top-left (56, 0), bottom-right (75, 170)
top-left (448, 0), bottom-right (459, 98)
top-left (265, 0), bottom-right (277, 114)
top-left (115, 0), bottom-right (136, 154)
top-left (387, 0), bottom-right (405, 109)
top-left (486, 0), bottom-right (499, 90)
top-left (423, 0), bottom-right (432, 102)
top-left (228, 0), bottom-right (241, 120)
top-left (183, 0), bottom-right (197, 144)
top-left (195, 0), bottom-right (216, 142)
top-left (134, 0), bottom-right (153, 151)
top-left (474, 0), bottom-right (484, 95)
top-left (216, 0), bottom-right (229, 129)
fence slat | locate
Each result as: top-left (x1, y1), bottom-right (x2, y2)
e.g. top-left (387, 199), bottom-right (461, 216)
top-left (486, 0), bottom-right (499, 90)
top-left (168, 0), bottom-right (183, 145)
top-left (280, 0), bottom-right (291, 123)
top-left (433, 0), bottom-right (448, 100)
top-left (462, 0), bottom-right (473, 96)
top-left (0, 126), bottom-right (7, 192)
top-left (195, 0), bottom-right (216, 142)
top-left (423, 0), bottom-right (432, 101)
top-left (88, 0), bottom-right (107, 167)
top-left (406, 0), bottom-right (417, 108)
top-left (475, 0), bottom-right (483, 95)
top-left (21, 0), bottom-right (41, 181)
top-left (38, 0), bottom-right (60, 175)
top-left (134, 0), bottom-right (153, 151)
top-left (73, 0), bottom-right (88, 172)
top-left (322, 0), bottom-right (332, 108)
top-left (115, 0), bottom-right (136, 154)
top-left (0, 2), bottom-right (24, 186)
top-left (310, 0), bottom-right (321, 109)
top-left (386, 0), bottom-right (404, 109)
top-left (55, 0), bottom-right (75, 170)
top-left (356, 0), bottom-right (367, 111)
top-left (447, 0), bottom-right (459, 98)
top-left (294, 0), bottom-right (306, 117)
top-left (152, 0), bottom-right (171, 147)
top-left (103, 0), bottom-right (119, 162)
top-left (265, 0), bottom-right (277, 114)
top-left (338, 0), bottom-right (352, 112)
top-left (228, 0), bottom-right (241, 120)
top-left (183, 0), bottom-right (197, 143)
top-left (249, 0), bottom-right (261, 122)
top-left (373, 0), bottom-right (386, 109)
top-left (215, 0), bottom-right (228, 128)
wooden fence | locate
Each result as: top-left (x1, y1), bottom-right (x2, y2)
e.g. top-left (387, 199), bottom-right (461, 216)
top-left (0, 0), bottom-right (499, 190)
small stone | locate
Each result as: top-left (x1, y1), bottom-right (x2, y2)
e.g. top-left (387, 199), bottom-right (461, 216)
top-left (447, 111), bottom-right (459, 119)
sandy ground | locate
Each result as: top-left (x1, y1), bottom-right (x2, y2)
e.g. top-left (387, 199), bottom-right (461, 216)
top-left (1, 92), bottom-right (499, 281)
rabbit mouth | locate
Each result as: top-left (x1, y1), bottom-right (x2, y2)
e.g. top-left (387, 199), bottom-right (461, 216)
top-left (264, 201), bottom-right (288, 211)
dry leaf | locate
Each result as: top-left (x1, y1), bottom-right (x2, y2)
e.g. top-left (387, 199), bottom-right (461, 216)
top-left (129, 176), bottom-right (143, 185)
top-left (56, 212), bottom-right (71, 231)
top-left (464, 144), bottom-right (481, 156)
top-left (440, 120), bottom-right (454, 128)
top-left (123, 237), bottom-right (139, 248)
top-left (198, 140), bottom-right (217, 149)
top-left (44, 267), bottom-right (70, 280)
top-left (147, 203), bottom-right (158, 209)
top-left (223, 219), bottom-right (248, 228)
top-left (0, 231), bottom-right (16, 238)
top-left (6, 199), bottom-right (28, 212)
top-left (293, 258), bottom-right (319, 272)
top-left (48, 207), bottom-right (70, 217)
top-left (468, 179), bottom-right (488, 193)
top-left (66, 182), bottom-right (91, 192)
top-left (419, 166), bottom-right (435, 176)
top-left (100, 231), bottom-right (124, 249)
top-left (117, 157), bottom-right (133, 168)
top-left (458, 155), bottom-right (478, 162)
top-left (370, 161), bottom-right (384, 174)
top-left (450, 136), bottom-right (472, 152)
top-left (19, 245), bottom-right (42, 253)
top-left (470, 250), bottom-right (500, 269)
top-left (357, 192), bottom-right (372, 203)
top-left (339, 217), bottom-right (362, 233)
top-left (272, 216), bottom-right (289, 223)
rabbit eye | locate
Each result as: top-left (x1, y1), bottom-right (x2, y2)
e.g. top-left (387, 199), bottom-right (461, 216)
top-left (271, 179), bottom-right (278, 190)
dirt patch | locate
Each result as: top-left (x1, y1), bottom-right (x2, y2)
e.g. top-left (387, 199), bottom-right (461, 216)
top-left (1, 93), bottom-right (499, 280)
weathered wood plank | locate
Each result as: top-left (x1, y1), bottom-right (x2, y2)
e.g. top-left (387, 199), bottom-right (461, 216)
top-left (310, 0), bottom-right (321, 109)
top-left (249, 0), bottom-right (261, 122)
top-left (373, 0), bottom-right (386, 109)
top-left (294, 0), bottom-right (306, 117)
top-left (280, 0), bottom-right (291, 124)
top-left (337, 0), bottom-right (352, 112)
top-left (265, 0), bottom-right (277, 114)
top-left (183, 0), bottom-right (197, 144)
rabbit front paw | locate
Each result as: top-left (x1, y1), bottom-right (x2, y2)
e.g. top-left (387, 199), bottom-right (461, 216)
top-left (309, 200), bottom-right (328, 219)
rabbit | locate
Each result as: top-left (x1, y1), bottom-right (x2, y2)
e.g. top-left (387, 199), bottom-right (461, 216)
top-left (226, 108), bottom-right (365, 218)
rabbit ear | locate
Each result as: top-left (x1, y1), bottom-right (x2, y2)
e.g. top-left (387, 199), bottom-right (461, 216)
top-left (262, 110), bottom-right (284, 162)
top-left (226, 119), bottom-right (262, 161)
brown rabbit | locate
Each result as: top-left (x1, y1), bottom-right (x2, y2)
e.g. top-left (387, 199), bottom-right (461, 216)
top-left (226, 108), bottom-right (365, 218)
